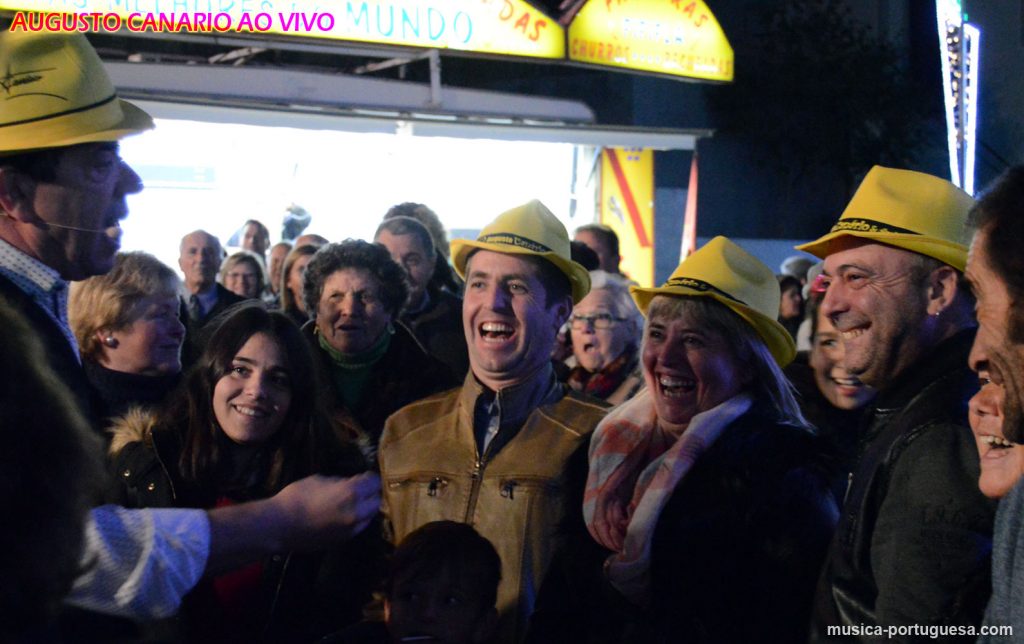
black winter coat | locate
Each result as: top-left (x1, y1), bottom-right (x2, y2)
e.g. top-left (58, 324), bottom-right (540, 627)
top-left (648, 409), bottom-right (837, 644)
top-left (84, 361), bottom-right (180, 425)
top-left (305, 320), bottom-right (457, 449)
top-left (108, 412), bottom-right (384, 643)
top-left (401, 288), bottom-right (469, 380)
top-left (526, 406), bottom-right (837, 644)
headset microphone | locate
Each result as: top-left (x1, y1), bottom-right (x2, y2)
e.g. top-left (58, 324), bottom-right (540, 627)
top-left (46, 222), bottom-right (121, 239)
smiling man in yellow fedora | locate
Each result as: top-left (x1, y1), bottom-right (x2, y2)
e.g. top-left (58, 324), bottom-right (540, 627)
top-left (800, 166), bottom-right (995, 641)
top-left (379, 200), bottom-right (608, 644)
top-left (0, 30), bottom-right (381, 637)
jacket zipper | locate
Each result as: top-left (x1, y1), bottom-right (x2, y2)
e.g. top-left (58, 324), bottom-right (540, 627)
top-left (262, 552), bottom-right (292, 637)
top-left (151, 438), bottom-right (179, 502)
top-left (465, 435), bottom-right (505, 523)
top-left (464, 457), bottom-right (484, 522)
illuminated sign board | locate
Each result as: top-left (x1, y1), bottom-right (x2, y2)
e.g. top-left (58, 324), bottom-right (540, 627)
top-left (0, 0), bottom-right (565, 59)
top-left (568, 0), bottom-right (733, 82)
top-left (601, 147), bottom-right (654, 287)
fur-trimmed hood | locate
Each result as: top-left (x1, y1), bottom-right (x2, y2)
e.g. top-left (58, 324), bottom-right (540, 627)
top-left (107, 406), bottom-right (157, 459)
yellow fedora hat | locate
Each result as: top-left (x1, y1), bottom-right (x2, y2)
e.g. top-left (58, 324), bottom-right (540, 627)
top-left (795, 166), bottom-right (975, 271)
top-left (0, 31), bottom-right (153, 153)
top-left (630, 236), bottom-right (796, 367)
top-left (450, 200), bottom-right (591, 303)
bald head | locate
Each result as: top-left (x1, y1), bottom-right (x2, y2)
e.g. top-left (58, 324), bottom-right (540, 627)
top-left (294, 233), bottom-right (329, 249)
top-left (178, 230), bottom-right (222, 294)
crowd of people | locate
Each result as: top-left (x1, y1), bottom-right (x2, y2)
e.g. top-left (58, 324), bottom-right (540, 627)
top-left (6, 29), bottom-right (1024, 644)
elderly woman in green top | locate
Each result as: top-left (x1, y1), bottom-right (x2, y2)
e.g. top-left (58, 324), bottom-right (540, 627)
top-left (302, 240), bottom-right (456, 449)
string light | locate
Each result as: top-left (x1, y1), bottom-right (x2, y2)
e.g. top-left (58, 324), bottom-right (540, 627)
top-left (936, 0), bottom-right (980, 194)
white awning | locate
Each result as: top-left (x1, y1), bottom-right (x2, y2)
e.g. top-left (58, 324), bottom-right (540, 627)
top-left (110, 62), bottom-right (710, 150)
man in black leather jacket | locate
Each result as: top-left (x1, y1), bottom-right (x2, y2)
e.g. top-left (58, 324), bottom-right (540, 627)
top-left (796, 166), bottom-right (996, 641)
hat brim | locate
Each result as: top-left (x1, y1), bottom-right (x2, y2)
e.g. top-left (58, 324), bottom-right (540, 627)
top-left (1, 98), bottom-right (154, 154)
top-left (630, 284), bottom-right (797, 367)
top-left (795, 230), bottom-right (967, 272)
top-left (451, 238), bottom-right (591, 304)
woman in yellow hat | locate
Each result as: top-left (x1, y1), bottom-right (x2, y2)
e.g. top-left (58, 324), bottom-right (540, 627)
top-left (579, 236), bottom-right (837, 643)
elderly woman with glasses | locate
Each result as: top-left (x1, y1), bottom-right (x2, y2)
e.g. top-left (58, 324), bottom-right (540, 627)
top-left (219, 250), bottom-right (267, 300)
top-left (564, 270), bottom-right (644, 405)
top-left (557, 238), bottom-right (836, 643)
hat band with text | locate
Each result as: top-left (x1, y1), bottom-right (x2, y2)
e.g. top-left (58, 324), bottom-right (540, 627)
top-left (477, 233), bottom-right (552, 253)
top-left (664, 276), bottom-right (746, 305)
top-left (830, 218), bottom-right (920, 236)
top-left (0, 93), bottom-right (118, 129)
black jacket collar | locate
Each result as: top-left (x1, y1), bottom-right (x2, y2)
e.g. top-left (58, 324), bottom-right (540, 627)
top-left (873, 327), bottom-right (977, 413)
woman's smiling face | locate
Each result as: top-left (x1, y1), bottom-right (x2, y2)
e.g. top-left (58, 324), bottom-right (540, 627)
top-left (315, 268), bottom-right (392, 355)
top-left (213, 332), bottom-right (292, 445)
top-left (970, 365), bottom-right (1024, 499)
top-left (642, 298), bottom-right (747, 430)
top-left (809, 304), bottom-right (876, 411)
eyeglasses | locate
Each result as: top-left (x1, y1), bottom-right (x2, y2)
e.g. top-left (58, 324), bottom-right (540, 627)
top-left (570, 313), bottom-right (627, 330)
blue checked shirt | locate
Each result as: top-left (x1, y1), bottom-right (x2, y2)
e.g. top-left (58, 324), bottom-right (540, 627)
top-left (0, 237), bottom-right (80, 362)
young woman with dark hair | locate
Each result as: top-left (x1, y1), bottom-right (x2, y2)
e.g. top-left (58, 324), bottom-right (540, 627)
top-left (108, 303), bottom-right (380, 642)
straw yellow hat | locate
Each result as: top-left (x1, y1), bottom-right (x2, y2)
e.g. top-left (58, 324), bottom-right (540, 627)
top-left (450, 200), bottom-right (591, 303)
top-left (630, 236), bottom-right (796, 367)
top-left (795, 166), bottom-right (975, 271)
top-left (0, 31), bottom-right (153, 153)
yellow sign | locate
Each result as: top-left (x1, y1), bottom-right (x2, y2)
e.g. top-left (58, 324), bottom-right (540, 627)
top-left (1, 0), bottom-right (565, 59)
top-left (601, 147), bottom-right (654, 287)
top-left (568, 0), bottom-right (733, 82)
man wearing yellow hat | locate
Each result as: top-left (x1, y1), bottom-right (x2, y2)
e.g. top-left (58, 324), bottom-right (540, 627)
top-left (0, 30), bottom-right (379, 631)
top-left (378, 200), bottom-right (608, 644)
top-left (799, 166), bottom-right (995, 639)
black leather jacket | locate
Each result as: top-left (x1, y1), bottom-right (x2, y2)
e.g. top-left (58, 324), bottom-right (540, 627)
top-left (811, 329), bottom-right (996, 641)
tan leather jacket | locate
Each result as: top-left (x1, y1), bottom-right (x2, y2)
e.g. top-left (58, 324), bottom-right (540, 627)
top-left (379, 373), bottom-right (607, 644)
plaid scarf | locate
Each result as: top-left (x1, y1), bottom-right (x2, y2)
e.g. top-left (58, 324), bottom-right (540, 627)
top-left (567, 345), bottom-right (638, 400)
top-left (583, 389), bottom-right (753, 606)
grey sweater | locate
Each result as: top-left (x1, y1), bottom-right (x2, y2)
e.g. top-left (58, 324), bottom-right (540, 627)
top-left (979, 477), bottom-right (1024, 642)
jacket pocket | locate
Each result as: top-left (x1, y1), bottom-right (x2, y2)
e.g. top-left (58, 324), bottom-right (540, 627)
top-left (385, 475), bottom-right (457, 541)
top-left (496, 477), bottom-right (561, 502)
top-left (494, 476), bottom-right (565, 539)
top-left (488, 477), bottom-right (567, 619)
